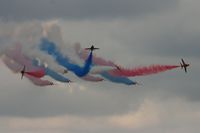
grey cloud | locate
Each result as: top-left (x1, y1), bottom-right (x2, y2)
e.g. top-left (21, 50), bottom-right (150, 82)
top-left (0, 0), bottom-right (177, 20)
top-left (0, 66), bottom-right (144, 117)
top-left (0, 2), bottom-right (200, 133)
top-left (0, 1), bottom-right (199, 133)
top-left (0, 84), bottom-right (143, 117)
top-left (144, 31), bottom-right (200, 58)
top-left (1, 98), bottom-right (200, 133)
top-left (57, 0), bottom-right (200, 102)
top-left (111, 19), bottom-right (200, 59)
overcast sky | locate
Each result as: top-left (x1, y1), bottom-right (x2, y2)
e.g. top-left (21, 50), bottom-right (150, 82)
top-left (0, 0), bottom-right (200, 133)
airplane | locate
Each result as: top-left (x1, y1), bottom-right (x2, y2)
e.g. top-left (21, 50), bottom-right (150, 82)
top-left (63, 69), bottom-right (68, 74)
top-left (180, 58), bottom-right (190, 73)
top-left (85, 45), bottom-right (99, 51)
top-left (20, 65), bottom-right (26, 79)
top-left (114, 64), bottom-right (121, 70)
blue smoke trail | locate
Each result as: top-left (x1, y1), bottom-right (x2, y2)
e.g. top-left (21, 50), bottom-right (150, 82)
top-left (100, 72), bottom-right (137, 85)
top-left (45, 67), bottom-right (71, 83)
top-left (32, 59), bottom-right (71, 83)
top-left (39, 38), bottom-right (93, 77)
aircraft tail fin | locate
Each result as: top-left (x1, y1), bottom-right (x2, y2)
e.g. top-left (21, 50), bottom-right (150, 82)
top-left (21, 65), bottom-right (26, 79)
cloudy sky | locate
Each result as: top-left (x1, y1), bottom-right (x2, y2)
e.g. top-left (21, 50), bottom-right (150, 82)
top-left (0, 0), bottom-right (200, 132)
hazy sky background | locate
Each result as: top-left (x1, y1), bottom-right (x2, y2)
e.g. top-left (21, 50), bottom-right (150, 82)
top-left (0, 0), bottom-right (200, 132)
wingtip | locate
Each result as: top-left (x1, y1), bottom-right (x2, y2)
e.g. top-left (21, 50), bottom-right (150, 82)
top-left (114, 64), bottom-right (121, 70)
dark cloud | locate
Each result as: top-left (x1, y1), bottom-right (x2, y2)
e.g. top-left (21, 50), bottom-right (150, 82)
top-left (145, 31), bottom-right (200, 58)
top-left (0, 66), bottom-right (144, 117)
top-left (0, 0), bottom-right (177, 20)
top-left (0, 3), bottom-right (200, 133)
top-left (0, 1), bottom-right (199, 133)
top-left (138, 65), bottom-right (200, 102)
top-left (0, 84), bottom-right (143, 117)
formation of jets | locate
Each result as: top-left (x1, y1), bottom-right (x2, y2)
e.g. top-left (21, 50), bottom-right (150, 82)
top-left (20, 45), bottom-right (100, 80)
top-left (20, 45), bottom-right (190, 81)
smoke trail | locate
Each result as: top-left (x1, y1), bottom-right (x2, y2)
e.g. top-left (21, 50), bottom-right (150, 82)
top-left (2, 55), bottom-right (22, 73)
top-left (32, 59), bottom-right (71, 83)
top-left (39, 38), bottom-right (93, 77)
top-left (28, 22), bottom-right (71, 72)
top-left (82, 75), bottom-right (104, 82)
top-left (44, 67), bottom-right (71, 83)
top-left (5, 43), bottom-right (44, 72)
top-left (0, 21), bottom-right (42, 56)
top-left (25, 69), bottom-right (45, 78)
top-left (5, 43), bottom-right (70, 83)
top-left (0, 22), bottom-right (103, 84)
top-left (4, 43), bottom-right (46, 78)
top-left (2, 56), bottom-right (53, 86)
top-left (0, 21), bottom-right (67, 75)
top-left (100, 72), bottom-right (137, 85)
top-left (75, 43), bottom-right (116, 67)
top-left (74, 43), bottom-right (137, 85)
top-left (1, 22), bottom-right (101, 83)
top-left (76, 43), bottom-right (180, 77)
top-left (75, 43), bottom-right (115, 73)
top-left (90, 66), bottom-right (116, 74)
top-left (25, 75), bottom-right (54, 86)
top-left (109, 65), bottom-right (180, 77)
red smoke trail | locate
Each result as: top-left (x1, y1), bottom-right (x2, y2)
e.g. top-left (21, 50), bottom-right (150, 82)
top-left (5, 43), bottom-right (46, 78)
top-left (109, 65), bottom-right (180, 77)
top-left (82, 75), bottom-right (104, 82)
top-left (25, 74), bottom-right (54, 86)
top-left (25, 69), bottom-right (45, 78)
top-left (75, 43), bottom-right (180, 77)
top-left (2, 56), bottom-right (53, 86)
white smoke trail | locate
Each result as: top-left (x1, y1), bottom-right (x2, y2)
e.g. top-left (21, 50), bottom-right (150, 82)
top-left (43, 21), bottom-right (84, 65)
top-left (0, 20), bottom-right (89, 77)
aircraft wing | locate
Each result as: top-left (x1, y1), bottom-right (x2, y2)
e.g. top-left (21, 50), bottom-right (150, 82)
top-left (184, 67), bottom-right (187, 73)
top-left (182, 59), bottom-right (185, 64)
top-left (93, 48), bottom-right (99, 50)
top-left (85, 47), bottom-right (99, 51)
